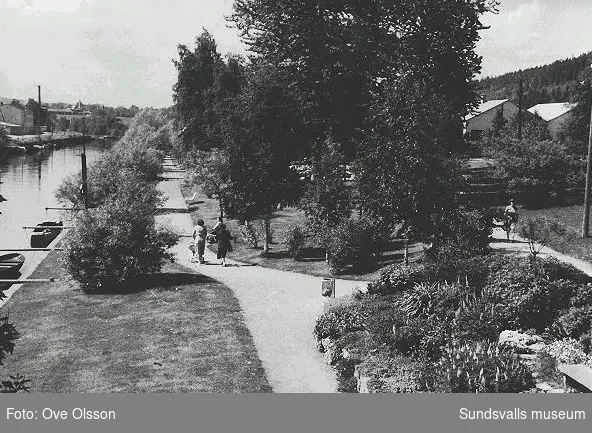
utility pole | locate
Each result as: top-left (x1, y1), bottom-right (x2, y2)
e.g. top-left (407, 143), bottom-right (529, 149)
top-left (582, 72), bottom-right (592, 237)
top-left (518, 72), bottom-right (523, 140)
top-left (81, 140), bottom-right (89, 210)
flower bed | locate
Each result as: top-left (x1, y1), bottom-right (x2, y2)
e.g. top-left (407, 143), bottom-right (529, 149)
top-left (314, 253), bottom-right (592, 393)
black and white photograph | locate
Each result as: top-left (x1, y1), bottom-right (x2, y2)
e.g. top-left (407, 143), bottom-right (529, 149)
top-left (1, 0), bottom-right (592, 407)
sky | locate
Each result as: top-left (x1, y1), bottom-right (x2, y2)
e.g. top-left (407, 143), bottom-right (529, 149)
top-left (0, 0), bottom-right (591, 108)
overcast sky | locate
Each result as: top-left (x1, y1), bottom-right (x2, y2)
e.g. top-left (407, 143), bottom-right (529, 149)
top-left (0, 0), bottom-right (590, 107)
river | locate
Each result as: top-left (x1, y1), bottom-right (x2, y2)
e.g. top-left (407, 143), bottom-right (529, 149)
top-left (0, 141), bottom-right (106, 285)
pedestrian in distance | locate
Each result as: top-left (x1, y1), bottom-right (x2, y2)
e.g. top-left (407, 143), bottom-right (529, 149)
top-left (503, 199), bottom-right (519, 240)
top-left (192, 219), bottom-right (207, 263)
top-left (216, 223), bottom-right (233, 267)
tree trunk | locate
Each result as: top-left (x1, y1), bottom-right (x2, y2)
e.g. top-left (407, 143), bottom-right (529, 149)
top-left (404, 236), bottom-right (409, 266)
top-left (263, 216), bottom-right (271, 253)
top-left (218, 196), bottom-right (224, 219)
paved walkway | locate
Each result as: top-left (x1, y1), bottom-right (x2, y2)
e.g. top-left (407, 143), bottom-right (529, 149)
top-left (490, 227), bottom-right (592, 276)
top-left (156, 158), bottom-right (368, 393)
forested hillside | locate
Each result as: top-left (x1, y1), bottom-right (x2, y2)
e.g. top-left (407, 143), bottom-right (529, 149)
top-left (477, 52), bottom-right (591, 108)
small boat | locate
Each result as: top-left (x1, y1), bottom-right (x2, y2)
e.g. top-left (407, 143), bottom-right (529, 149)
top-left (0, 253), bottom-right (25, 277)
top-left (30, 221), bottom-right (63, 248)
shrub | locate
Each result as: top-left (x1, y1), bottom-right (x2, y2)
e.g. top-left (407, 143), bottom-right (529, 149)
top-left (335, 358), bottom-right (358, 393)
top-left (367, 263), bottom-right (425, 296)
top-left (544, 339), bottom-right (590, 365)
top-left (554, 308), bottom-right (592, 353)
top-left (517, 217), bottom-right (575, 260)
top-left (285, 225), bottom-right (306, 259)
top-left (0, 315), bottom-right (30, 393)
top-left (313, 304), bottom-right (367, 342)
top-left (420, 341), bottom-right (534, 393)
top-left (62, 193), bottom-right (178, 291)
top-left (482, 257), bottom-right (580, 331)
top-left (430, 206), bottom-right (493, 259)
top-left (238, 221), bottom-right (260, 248)
top-left (326, 217), bottom-right (382, 273)
top-left (358, 351), bottom-right (422, 393)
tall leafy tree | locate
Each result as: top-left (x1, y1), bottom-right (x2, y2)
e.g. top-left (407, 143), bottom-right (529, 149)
top-left (172, 30), bottom-right (223, 154)
top-left (354, 76), bottom-right (462, 236)
top-left (564, 62), bottom-right (592, 147)
top-left (230, 0), bottom-right (498, 156)
top-left (223, 63), bottom-right (305, 251)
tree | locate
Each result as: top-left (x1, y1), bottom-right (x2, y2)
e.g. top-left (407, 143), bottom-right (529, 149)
top-left (563, 62), bottom-right (592, 145)
top-left (172, 30), bottom-right (223, 155)
top-left (490, 109), bottom-right (506, 137)
top-left (0, 127), bottom-right (9, 148)
top-left (230, 0), bottom-right (499, 156)
top-left (222, 63), bottom-right (305, 252)
top-left (485, 136), bottom-right (583, 208)
top-left (300, 136), bottom-right (352, 232)
top-left (188, 148), bottom-right (230, 217)
top-left (354, 77), bottom-right (462, 237)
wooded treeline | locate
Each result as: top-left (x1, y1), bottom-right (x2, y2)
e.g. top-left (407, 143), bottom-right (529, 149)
top-left (478, 51), bottom-right (592, 108)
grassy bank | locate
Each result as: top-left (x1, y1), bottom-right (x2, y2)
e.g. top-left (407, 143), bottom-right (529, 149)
top-left (181, 183), bottom-right (424, 281)
top-left (521, 204), bottom-right (592, 263)
top-left (0, 250), bottom-right (271, 392)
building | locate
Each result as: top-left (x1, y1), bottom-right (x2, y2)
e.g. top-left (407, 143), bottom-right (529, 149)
top-left (0, 102), bottom-right (36, 135)
top-left (527, 102), bottom-right (578, 138)
top-left (464, 99), bottom-right (519, 140)
top-left (48, 100), bottom-right (92, 119)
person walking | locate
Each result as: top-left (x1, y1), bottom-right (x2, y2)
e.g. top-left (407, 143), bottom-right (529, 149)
top-left (192, 219), bottom-right (207, 263)
top-left (216, 223), bottom-right (232, 267)
top-left (503, 199), bottom-right (518, 240)
top-left (208, 216), bottom-right (223, 243)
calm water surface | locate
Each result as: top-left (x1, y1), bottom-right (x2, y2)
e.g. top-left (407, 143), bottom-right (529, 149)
top-left (0, 141), bottom-right (106, 249)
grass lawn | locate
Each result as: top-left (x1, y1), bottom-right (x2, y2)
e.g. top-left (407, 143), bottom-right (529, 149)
top-left (182, 183), bottom-right (425, 281)
top-left (521, 204), bottom-right (592, 263)
top-left (0, 250), bottom-right (271, 393)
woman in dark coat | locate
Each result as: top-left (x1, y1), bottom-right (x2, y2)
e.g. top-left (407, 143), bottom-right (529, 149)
top-left (216, 224), bottom-right (232, 266)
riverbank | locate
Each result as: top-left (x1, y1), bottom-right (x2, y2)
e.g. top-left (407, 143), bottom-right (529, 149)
top-left (0, 235), bottom-right (271, 393)
top-left (2, 132), bottom-right (97, 154)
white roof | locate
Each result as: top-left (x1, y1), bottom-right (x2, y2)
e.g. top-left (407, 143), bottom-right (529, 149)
top-left (0, 121), bottom-right (20, 128)
top-left (527, 102), bottom-right (578, 121)
top-left (465, 99), bottom-right (509, 120)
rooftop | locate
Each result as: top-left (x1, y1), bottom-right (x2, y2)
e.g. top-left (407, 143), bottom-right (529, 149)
top-left (465, 99), bottom-right (509, 120)
top-left (527, 102), bottom-right (578, 121)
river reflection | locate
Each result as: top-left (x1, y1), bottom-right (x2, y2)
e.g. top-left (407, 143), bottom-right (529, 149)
top-left (0, 141), bottom-right (106, 249)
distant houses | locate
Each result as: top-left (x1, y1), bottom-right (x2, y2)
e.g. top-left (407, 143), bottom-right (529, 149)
top-left (527, 102), bottom-right (578, 138)
top-left (464, 99), bottom-right (519, 140)
top-left (48, 100), bottom-right (92, 120)
top-left (0, 101), bottom-right (36, 135)
top-left (464, 98), bottom-right (579, 140)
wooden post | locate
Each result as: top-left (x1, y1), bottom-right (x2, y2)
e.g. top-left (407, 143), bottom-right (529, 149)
top-left (518, 72), bottom-right (523, 140)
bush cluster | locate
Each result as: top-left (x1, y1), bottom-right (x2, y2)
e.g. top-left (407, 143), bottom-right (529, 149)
top-left (284, 225), bottom-right (306, 259)
top-left (325, 217), bottom-right (384, 274)
top-left (420, 341), bottom-right (534, 393)
top-left (543, 339), bottom-right (592, 366)
top-left (315, 248), bottom-right (592, 392)
top-left (58, 109), bottom-right (179, 291)
top-left (367, 263), bottom-right (425, 296)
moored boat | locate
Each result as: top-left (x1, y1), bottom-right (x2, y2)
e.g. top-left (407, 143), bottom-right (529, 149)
top-left (0, 253), bottom-right (25, 277)
top-left (30, 221), bottom-right (63, 248)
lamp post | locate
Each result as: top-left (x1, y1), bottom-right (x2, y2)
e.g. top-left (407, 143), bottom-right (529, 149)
top-left (581, 66), bottom-right (592, 237)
